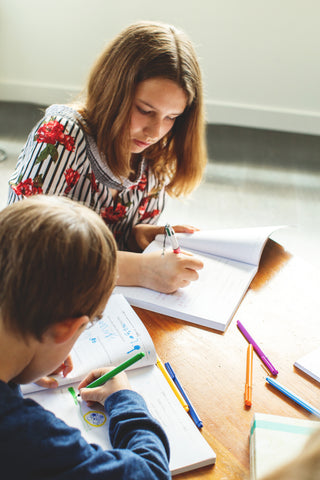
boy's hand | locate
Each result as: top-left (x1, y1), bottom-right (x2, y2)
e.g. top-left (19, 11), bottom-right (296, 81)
top-left (78, 368), bottom-right (132, 406)
top-left (34, 355), bottom-right (73, 389)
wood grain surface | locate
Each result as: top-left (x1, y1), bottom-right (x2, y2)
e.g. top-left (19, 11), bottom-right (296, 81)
top-left (133, 239), bottom-right (320, 479)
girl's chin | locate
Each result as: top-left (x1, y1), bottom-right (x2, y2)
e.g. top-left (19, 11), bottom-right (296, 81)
top-left (130, 145), bottom-right (147, 154)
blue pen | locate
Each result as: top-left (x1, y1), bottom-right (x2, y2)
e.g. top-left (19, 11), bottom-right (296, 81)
top-left (165, 362), bottom-right (203, 429)
top-left (266, 377), bottom-right (320, 418)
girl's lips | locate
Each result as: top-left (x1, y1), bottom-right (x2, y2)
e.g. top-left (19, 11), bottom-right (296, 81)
top-left (133, 139), bottom-right (151, 148)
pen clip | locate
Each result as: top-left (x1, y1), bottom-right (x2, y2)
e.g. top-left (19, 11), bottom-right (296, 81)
top-left (162, 227), bottom-right (168, 256)
top-left (164, 224), bottom-right (171, 236)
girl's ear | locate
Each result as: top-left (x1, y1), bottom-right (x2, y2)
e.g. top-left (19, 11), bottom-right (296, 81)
top-left (50, 316), bottom-right (89, 344)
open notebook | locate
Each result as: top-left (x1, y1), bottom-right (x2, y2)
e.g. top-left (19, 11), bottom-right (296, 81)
top-left (250, 412), bottom-right (320, 479)
top-left (115, 225), bottom-right (284, 332)
top-left (294, 346), bottom-right (320, 384)
top-left (22, 294), bottom-right (216, 476)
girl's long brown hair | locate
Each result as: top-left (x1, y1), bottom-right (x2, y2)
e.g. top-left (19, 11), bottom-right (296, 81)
top-left (79, 21), bottom-right (207, 197)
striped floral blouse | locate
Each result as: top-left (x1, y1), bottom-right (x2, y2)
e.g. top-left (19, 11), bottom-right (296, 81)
top-left (7, 105), bottom-right (166, 250)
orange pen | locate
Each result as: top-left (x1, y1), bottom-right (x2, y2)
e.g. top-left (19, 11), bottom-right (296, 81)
top-left (245, 344), bottom-right (253, 407)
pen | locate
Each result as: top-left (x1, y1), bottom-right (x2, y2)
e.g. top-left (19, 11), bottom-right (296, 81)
top-left (266, 377), bottom-right (320, 418)
top-left (245, 344), bottom-right (253, 407)
top-left (86, 352), bottom-right (145, 388)
top-left (165, 223), bottom-right (181, 254)
top-left (165, 361), bottom-right (203, 428)
top-left (156, 356), bottom-right (189, 412)
top-left (237, 320), bottom-right (278, 376)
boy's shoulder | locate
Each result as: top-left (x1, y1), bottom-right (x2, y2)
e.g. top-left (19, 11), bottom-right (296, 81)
top-left (0, 381), bottom-right (90, 478)
top-left (0, 379), bottom-right (22, 406)
top-left (0, 380), bottom-right (56, 428)
top-left (0, 380), bottom-right (73, 441)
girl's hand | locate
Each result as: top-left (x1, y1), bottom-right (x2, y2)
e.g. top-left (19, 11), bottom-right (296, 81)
top-left (130, 223), bottom-right (199, 251)
top-left (140, 249), bottom-right (204, 293)
top-left (79, 368), bottom-right (132, 406)
top-left (35, 355), bottom-right (73, 389)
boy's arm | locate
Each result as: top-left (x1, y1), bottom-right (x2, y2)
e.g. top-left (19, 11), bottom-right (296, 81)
top-left (105, 389), bottom-right (171, 479)
top-left (6, 385), bottom-right (170, 479)
top-left (78, 369), bottom-right (170, 479)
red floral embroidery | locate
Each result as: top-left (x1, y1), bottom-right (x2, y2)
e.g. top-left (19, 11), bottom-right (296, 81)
top-left (101, 203), bottom-right (127, 224)
top-left (62, 134), bottom-right (75, 152)
top-left (140, 209), bottom-right (160, 221)
top-left (130, 172), bottom-right (147, 192)
top-left (64, 168), bottom-right (80, 193)
top-left (138, 197), bottom-right (148, 216)
top-left (11, 176), bottom-right (43, 197)
top-left (35, 120), bottom-right (75, 151)
top-left (86, 172), bottom-right (99, 193)
top-left (34, 119), bottom-right (75, 164)
top-left (35, 120), bottom-right (64, 145)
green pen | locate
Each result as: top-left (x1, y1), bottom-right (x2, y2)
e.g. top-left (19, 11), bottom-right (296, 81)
top-left (86, 352), bottom-right (145, 388)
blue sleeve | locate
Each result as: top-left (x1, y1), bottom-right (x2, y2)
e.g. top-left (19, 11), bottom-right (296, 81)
top-left (0, 385), bottom-right (170, 480)
top-left (105, 390), bottom-right (170, 478)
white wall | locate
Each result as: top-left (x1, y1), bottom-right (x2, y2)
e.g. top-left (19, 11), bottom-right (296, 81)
top-left (1, 0), bottom-right (319, 134)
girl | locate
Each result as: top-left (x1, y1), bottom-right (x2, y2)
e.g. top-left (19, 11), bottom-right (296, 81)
top-left (8, 21), bottom-right (206, 293)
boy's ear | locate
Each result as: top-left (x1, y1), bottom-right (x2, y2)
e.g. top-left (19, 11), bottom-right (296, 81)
top-left (50, 316), bottom-right (89, 344)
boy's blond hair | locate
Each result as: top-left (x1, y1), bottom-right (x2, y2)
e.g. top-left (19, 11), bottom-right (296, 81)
top-left (0, 195), bottom-right (117, 339)
top-left (78, 21), bottom-right (207, 197)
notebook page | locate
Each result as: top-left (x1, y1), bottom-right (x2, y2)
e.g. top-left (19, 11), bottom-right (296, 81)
top-left (115, 247), bottom-right (257, 331)
top-left (21, 294), bottom-right (156, 394)
top-left (155, 225), bottom-right (284, 266)
top-left (25, 364), bottom-right (216, 475)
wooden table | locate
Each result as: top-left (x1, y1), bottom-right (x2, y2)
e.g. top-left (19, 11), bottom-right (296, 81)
top-left (133, 239), bottom-right (320, 479)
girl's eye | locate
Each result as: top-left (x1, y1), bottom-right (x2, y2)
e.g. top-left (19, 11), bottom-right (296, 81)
top-left (137, 106), bottom-right (151, 115)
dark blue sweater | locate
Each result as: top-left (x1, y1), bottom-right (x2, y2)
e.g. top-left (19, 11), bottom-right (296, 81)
top-left (0, 381), bottom-right (170, 479)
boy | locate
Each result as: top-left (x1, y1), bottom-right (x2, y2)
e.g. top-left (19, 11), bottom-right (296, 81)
top-left (0, 195), bottom-right (170, 479)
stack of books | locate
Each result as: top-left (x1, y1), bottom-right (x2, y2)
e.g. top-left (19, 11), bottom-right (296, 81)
top-left (250, 412), bottom-right (320, 479)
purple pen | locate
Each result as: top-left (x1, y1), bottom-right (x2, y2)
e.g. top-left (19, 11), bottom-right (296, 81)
top-left (236, 320), bottom-right (278, 375)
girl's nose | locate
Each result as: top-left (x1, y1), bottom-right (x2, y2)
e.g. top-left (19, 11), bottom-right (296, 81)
top-left (144, 118), bottom-right (161, 142)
